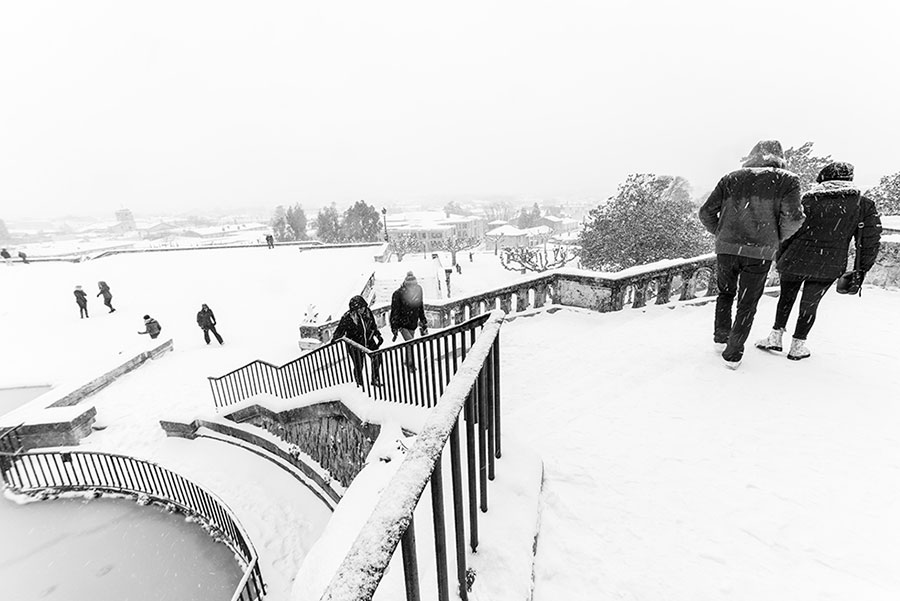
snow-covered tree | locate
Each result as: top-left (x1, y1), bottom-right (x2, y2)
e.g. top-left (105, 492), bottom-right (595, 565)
top-left (286, 204), bottom-right (308, 241)
top-left (436, 235), bottom-right (480, 266)
top-left (389, 234), bottom-right (425, 262)
top-left (866, 171), bottom-right (900, 215)
top-left (315, 204), bottom-right (343, 243)
top-left (578, 174), bottom-right (711, 271)
top-left (784, 142), bottom-right (832, 192)
top-left (341, 200), bottom-right (382, 242)
top-left (271, 205), bottom-right (290, 242)
top-left (501, 246), bottom-right (576, 273)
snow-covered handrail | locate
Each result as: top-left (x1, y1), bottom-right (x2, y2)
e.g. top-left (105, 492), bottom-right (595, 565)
top-left (320, 310), bottom-right (505, 601)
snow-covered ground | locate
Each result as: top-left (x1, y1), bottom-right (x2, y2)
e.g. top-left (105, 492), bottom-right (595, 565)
top-left (3, 246), bottom-right (900, 601)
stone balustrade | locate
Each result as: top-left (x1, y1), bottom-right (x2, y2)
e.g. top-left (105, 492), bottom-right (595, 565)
top-left (300, 254), bottom-right (721, 345)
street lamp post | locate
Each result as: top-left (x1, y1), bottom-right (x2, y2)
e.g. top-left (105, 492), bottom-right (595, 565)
top-left (444, 267), bottom-right (453, 298)
top-left (381, 208), bottom-right (388, 242)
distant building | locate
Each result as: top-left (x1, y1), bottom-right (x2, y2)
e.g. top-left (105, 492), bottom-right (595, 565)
top-left (387, 212), bottom-right (487, 252)
top-left (485, 225), bottom-right (552, 251)
top-left (114, 209), bottom-right (136, 232)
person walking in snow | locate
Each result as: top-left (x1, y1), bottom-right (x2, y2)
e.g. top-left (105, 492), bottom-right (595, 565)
top-left (74, 285), bottom-right (89, 318)
top-left (389, 271), bottom-right (428, 372)
top-left (97, 281), bottom-right (115, 313)
top-left (137, 315), bottom-right (162, 339)
top-left (17, 251), bottom-right (28, 264)
top-left (1, 248), bottom-right (10, 265)
top-left (333, 295), bottom-right (384, 386)
top-left (265, 234), bottom-right (275, 249)
top-left (196, 303), bottom-right (224, 345)
top-left (698, 139), bottom-right (804, 369)
top-left (756, 161), bottom-right (882, 360)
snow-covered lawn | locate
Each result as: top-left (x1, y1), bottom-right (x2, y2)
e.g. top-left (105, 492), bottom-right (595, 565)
top-left (502, 289), bottom-right (900, 601)
top-left (3, 245), bottom-right (900, 601)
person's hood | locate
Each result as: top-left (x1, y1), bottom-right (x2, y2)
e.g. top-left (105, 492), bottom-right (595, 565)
top-left (805, 180), bottom-right (860, 197)
top-left (741, 139), bottom-right (786, 169)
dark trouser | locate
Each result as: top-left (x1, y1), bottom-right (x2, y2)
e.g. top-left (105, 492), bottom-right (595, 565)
top-left (348, 347), bottom-right (383, 385)
top-left (773, 276), bottom-right (834, 340)
top-left (103, 297), bottom-right (114, 311)
top-left (714, 254), bottom-right (772, 361)
top-left (78, 304), bottom-right (88, 318)
top-left (399, 327), bottom-right (416, 369)
top-left (203, 326), bottom-right (224, 344)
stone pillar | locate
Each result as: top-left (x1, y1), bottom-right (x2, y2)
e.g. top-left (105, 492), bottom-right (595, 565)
top-left (515, 289), bottom-right (529, 312)
top-left (656, 274), bottom-right (673, 305)
top-left (631, 281), bottom-right (647, 309)
top-left (533, 284), bottom-right (547, 308)
top-left (678, 269), bottom-right (694, 301)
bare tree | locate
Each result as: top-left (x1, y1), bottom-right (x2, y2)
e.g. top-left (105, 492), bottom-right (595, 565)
top-left (389, 234), bottom-right (425, 262)
top-left (500, 245), bottom-right (576, 273)
top-left (436, 236), bottom-right (480, 266)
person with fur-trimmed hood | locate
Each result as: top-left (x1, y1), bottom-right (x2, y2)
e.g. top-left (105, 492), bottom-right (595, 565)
top-left (390, 271), bottom-right (428, 372)
top-left (756, 161), bottom-right (882, 360)
top-left (333, 295), bottom-right (384, 386)
top-left (197, 303), bottom-right (224, 345)
top-left (698, 139), bottom-right (805, 369)
top-left (137, 315), bottom-right (162, 339)
top-left (74, 285), bottom-right (89, 318)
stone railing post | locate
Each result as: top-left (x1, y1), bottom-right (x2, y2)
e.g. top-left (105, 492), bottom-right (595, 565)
top-left (631, 280), bottom-right (647, 309)
top-left (533, 284), bottom-right (547, 308)
top-left (656, 273), bottom-right (673, 305)
top-left (678, 268), bottom-right (695, 301)
top-left (706, 264), bottom-right (719, 297)
top-left (515, 289), bottom-right (529, 312)
top-left (499, 295), bottom-right (512, 314)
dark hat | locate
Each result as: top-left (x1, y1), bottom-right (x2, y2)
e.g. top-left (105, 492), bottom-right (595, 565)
top-left (404, 271), bottom-right (417, 283)
top-left (143, 314), bottom-right (150, 320)
top-left (349, 295), bottom-right (368, 310)
top-left (816, 161), bottom-right (854, 183)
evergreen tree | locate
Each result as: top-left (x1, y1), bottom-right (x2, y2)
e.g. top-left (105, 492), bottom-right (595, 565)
top-left (340, 200), bottom-right (382, 242)
top-left (578, 174), bottom-right (711, 271)
top-left (866, 171), bottom-right (900, 216)
top-left (271, 205), bottom-right (290, 242)
top-left (784, 142), bottom-right (832, 192)
top-left (286, 204), bottom-right (308, 241)
top-left (315, 204), bottom-right (343, 243)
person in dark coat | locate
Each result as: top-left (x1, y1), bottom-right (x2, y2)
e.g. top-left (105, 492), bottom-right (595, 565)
top-left (389, 271), bottom-right (428, 372)
top-left (137, 315), bottom-right (162, 339)
top-left (74, 285), bottom-right (89, 318)
top-left (333, 295), bottom-right (384, 386)
top-left (17, 251), bottom-right (28, 264)
top-left (756, 161), bottom-right (882, 360)
top-left (197, 303), bottom-right (224, 345)
top-left (265, 234), bottom-right (275, 249)
top-left (0, 248), bottom-right (9, 264)
top-left (97, 281), bottom-right (115, 313)
top-left (698, 140), bottom-right (805, 369)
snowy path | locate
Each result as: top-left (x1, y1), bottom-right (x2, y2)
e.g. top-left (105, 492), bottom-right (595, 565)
top-left (501, 290), bottom-right (900, 601)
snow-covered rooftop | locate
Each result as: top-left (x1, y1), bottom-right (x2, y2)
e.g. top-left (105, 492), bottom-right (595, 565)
top-left (486, 224), bottom-right (551, 237)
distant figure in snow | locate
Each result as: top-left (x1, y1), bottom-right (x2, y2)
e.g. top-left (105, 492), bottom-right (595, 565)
top-left (74, 285), bottom-right (89, 319)
top-left (196, 303), bottom-right (224, 345)
top-left (455, 263), bottom-right (462, 274)
top-left (97, 281), bottom-right (115, 313)
top-left (390, 271), bottom-right (428, 372)
top-left (0, 248), bottom-right (10, 265)
top-left (469, 251), bottom-right (473, 262)
top-left (756, 162), bottom-right (882, 360)
top-left (265, 234), bottom-right (275, 249)
top-left (137, 315), bottom-right (162, 339)
top-left (333, 295), bottom-right (384, 386)
top-left (17, 251), bottom-right (28, 264)
top-left (698, 139), bottom-right (804, 370)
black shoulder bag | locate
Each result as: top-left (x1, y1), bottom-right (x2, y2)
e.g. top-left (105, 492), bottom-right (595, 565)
top-left (835, 203), bottom-right (864, 296)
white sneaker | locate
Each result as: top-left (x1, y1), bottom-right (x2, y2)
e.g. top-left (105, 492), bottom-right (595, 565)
top-left (787, 338), bottom-right (810, 361)
top-left (755, 328), bottom-right (784, 352)
top-left (722, 356), bottom-right (742, 370)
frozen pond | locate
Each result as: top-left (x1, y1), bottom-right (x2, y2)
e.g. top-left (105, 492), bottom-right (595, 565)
top-left (0, 386), bottom-right (51, 418)
top-left (0, 495), bottom-right (243, 601)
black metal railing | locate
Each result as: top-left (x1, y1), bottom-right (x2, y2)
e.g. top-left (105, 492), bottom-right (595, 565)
top-left (209, 314), bottom-right (492, 410)
top-left (0, 443), bottom-right (265, 601)
top-left (320, 311), bottom-right (504, 601)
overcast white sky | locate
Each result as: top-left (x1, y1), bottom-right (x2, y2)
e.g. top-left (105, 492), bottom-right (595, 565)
top-left (2, 0), bottom-right (898, 219)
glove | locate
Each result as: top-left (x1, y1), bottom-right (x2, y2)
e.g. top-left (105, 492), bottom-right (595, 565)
top-left (420, 325), bottom-right (428, 336)
top-left (392, 330), bottom-right (398, 342)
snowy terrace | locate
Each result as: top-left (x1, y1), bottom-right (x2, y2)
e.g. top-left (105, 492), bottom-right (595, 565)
top-left (1, 246), bottom-right (900, 600)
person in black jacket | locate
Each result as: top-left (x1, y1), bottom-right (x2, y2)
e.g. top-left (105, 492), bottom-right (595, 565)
top-left (698, 140), bottom-right (805, 369)
top-left (0, 248), bottom-right (10, 264)
top-left (389, 271), bottom-right (428, 372)
top-left (74, 285), bottom-right (89, 318)
top-left (197, 303), bottom-right (224, 345)
top-left (756, 161), bottom-right (882, 360)
top-left (137, 315), bottom-right (162, 339)
top-left (333, 295), bottom-right (384, 386)
top-left (97, 281), bottom-right (115, 313)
